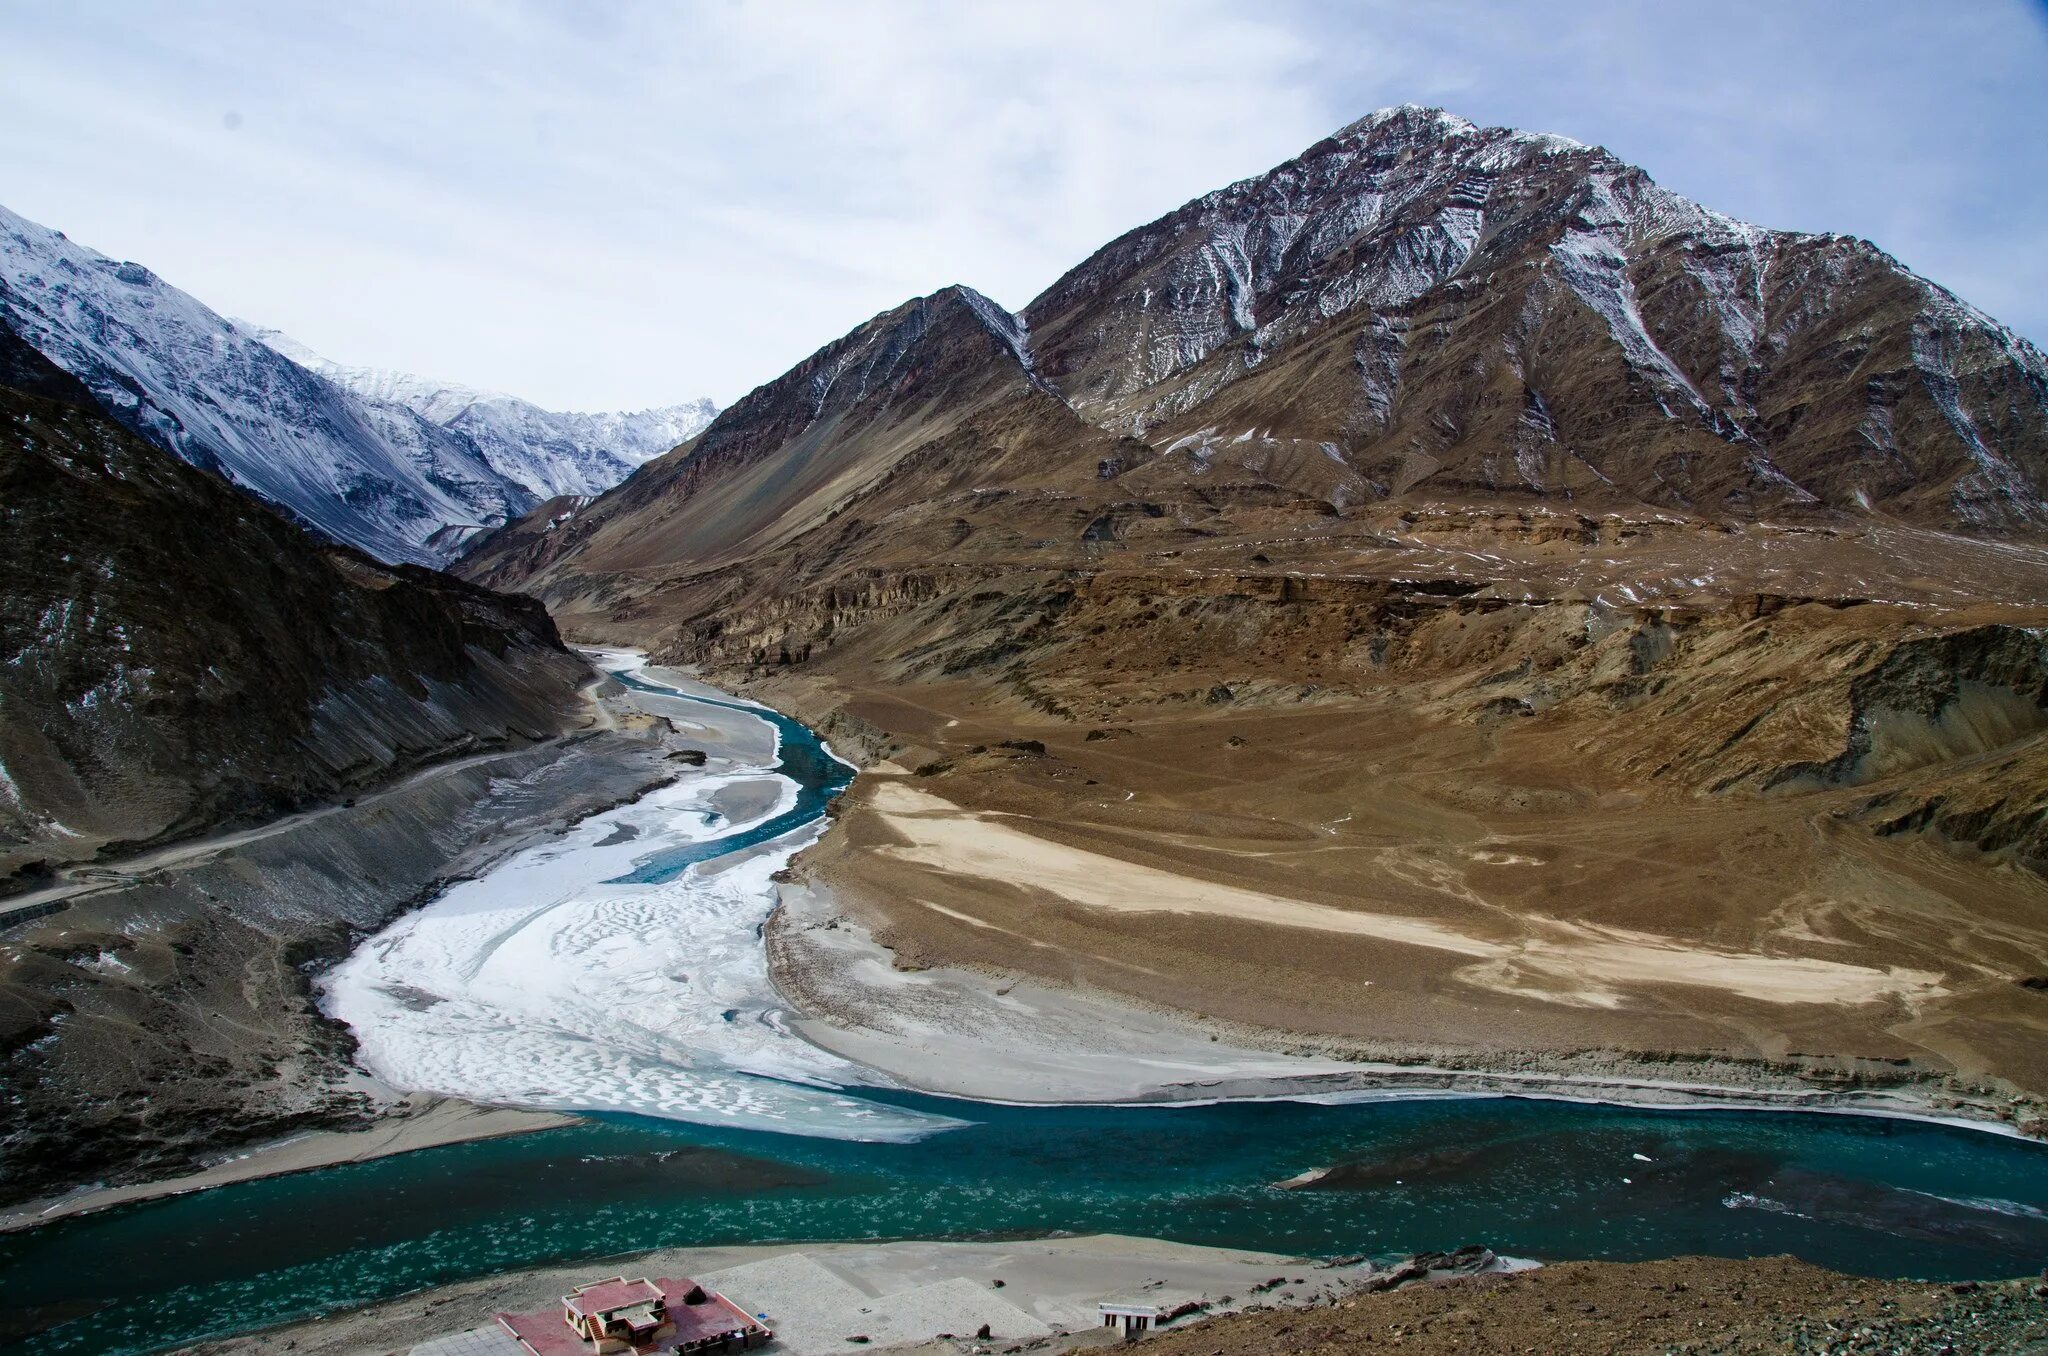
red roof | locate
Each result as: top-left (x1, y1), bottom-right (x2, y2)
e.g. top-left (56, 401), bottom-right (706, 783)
top-left (565, 1277), bottom-right (668, 1319)
top-left (498, 1276), bottom-right (768, 1356)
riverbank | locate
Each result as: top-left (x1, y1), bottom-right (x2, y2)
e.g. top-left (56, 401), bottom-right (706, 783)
top-left (169, 1233), bottom-right (2048, 1356)
top-left (179, 1234), bottom-right (1386, 1356)
top-left (769, 812), bottom-right (2038, 1139)
top-left (774, 740), bottom-right (2048, 1140)
top-left (1140, 1254), bottom-right (2048, 1356)
top-left (0, 1095), bottom-right (571, 1234)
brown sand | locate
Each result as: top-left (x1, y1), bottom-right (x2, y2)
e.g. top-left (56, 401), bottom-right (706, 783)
top-left (779, 663), bottom-right (2048, 1132)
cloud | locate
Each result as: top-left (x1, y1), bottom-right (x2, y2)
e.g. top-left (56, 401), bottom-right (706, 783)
top-left (0, 1), bottom-right (2042, 409)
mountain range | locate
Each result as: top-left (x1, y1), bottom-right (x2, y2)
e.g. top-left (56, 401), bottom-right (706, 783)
top-left (463, 106), bottom-right (2048, 1112)
top-left (0, 202), bottom-right (717, 565)
top-left (473, 105), bottom-right (2048, 609)
top-left (468, 104), bottom-right (2048, 696)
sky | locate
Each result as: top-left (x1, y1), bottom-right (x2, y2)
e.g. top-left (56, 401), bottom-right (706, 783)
top-left (2, 1), bottom-right (2044, 412)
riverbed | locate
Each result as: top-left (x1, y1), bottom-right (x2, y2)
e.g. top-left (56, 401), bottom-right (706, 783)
top-left (3, 654), bottom-right (2046, 1355)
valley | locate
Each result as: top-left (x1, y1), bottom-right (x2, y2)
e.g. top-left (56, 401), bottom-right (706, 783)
top-left (4, 88), bottom-right (2048, 1356)
top-left (455, 112), bottom-right (2048, 1140)
top-left (5, 652), bottom-right (2047, 1355)
top-left (747, 552), bottom-right (2048, 1124)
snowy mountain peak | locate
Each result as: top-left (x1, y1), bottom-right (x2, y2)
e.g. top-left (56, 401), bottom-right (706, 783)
top-left (0, 198), bottom-right (716, 565)
top-left (1333, 104), bottom-right (1480, 144)
top-left (249, 329), bottom-right (720, 496)
top-left (1019, 108), bottom-right (2048, 528)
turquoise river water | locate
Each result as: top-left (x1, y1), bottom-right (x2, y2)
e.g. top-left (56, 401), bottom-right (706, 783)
top-left (3, 662), bottom-right (2045, 1355)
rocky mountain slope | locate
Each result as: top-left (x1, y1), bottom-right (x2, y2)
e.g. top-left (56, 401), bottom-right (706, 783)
top-left (465, 283), bottom-right (1122, 586)
top-left (1136, 1255), bottom-right (2048, 1356)
top-left (461, 108), bottom-right (2048, 1116)
top-left (471, 105), bottom-right (2048, 607)
top-left (1022, 104), bottom-right (2048, 531)
top-left (0, 202), bottom-right (712, 564)
top-left (0, 323), bottom-right (592, 884)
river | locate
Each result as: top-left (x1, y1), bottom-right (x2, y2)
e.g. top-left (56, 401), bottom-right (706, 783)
top-left (3, 653), bottom-right (2045, 1355)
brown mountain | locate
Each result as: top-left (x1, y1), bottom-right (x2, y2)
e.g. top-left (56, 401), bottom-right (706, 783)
top-left (463, 109), bottom-right (2048, 1120)
top-left (0, 323), bottom-right (591, 884)
top-left (1021, 104), bottom-right (2048, 530)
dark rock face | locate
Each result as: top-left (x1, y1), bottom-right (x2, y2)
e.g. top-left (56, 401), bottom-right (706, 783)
top-left (0, 735), bottom-right (673, 1208)
top-left (1770, 626), bottom-right (2048, 791)
top-left (0, 326), bottom-right (591, 880)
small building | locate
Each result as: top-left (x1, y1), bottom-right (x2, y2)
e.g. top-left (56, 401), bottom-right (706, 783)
top-left (497, 1275), bottom-right (772, 1356)
top-left (1098, 1301), bottom-right (1162, 1338)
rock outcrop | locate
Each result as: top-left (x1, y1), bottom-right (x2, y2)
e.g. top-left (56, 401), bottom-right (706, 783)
top-left (0, 325), bottom-right (592, 882)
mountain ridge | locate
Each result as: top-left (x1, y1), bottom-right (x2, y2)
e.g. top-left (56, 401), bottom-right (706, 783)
top-left (467, 282), bottom-right (1118, 589)
top-left (0, 325), bottom-right (591, 881)
top-left (0, 202), bottom-right (715, 565)
top-left (474, 104), bottom-right (2048, 597)
top-left (250, 326), bottom-right (719, 505)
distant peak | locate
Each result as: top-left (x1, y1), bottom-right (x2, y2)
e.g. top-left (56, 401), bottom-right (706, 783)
top-left (1324, 105), bottom-right (1592, 159)
top-left (235, 322), bottom-right (326, 368)
top-left (1333, 104), bottom-right (1478, 142)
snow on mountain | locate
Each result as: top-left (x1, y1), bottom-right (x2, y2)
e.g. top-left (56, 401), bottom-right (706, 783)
top-left (1022, 104), bottom-right (2048, 528)
top-left (255, 330), bottom-right (719, 499)
top-left (0, 201), bottom-right (715, 566)
top-left (556, 402), bottom-right (722, 467)
top-left (0, 204), bottom-right (512, 565)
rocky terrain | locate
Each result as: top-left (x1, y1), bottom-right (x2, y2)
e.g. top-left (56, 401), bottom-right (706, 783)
top-left (0, 324), bottom-right (596, 881)
top-left (161, 1241), bottom-right (2048, 1356)
top-left (461, 108), bottom-right (2048, 1118)
top-left (0, 202), bottom-right (714, 564)
top-left (1138, 1254), bottom-right (2048, 1355)
top-left (0, 327), bottom-right (682, 1203)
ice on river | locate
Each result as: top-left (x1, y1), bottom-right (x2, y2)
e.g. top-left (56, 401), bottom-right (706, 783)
top-left (321, 694), bottom-right (963, 1142)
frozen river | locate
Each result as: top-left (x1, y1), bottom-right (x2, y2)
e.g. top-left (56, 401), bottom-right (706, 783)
top-left (322, 649), bottom-right (963, 1141)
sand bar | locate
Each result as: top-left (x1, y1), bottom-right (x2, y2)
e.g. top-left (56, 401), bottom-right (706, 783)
top-left (865, 779), bottom-right (1948, 1010)
top-left (0, 1095), bottom-right (571, 1234)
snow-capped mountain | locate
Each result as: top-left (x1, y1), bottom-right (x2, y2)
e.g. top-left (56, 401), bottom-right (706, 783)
top-left (469, 102), bottom-right (2048, 647)
top-left (0, 202), bottom-right (714, 566)
top-left (1023, 104), bottom-right (2048, 529)
top-left (256, 330), bottom-right (718, 500)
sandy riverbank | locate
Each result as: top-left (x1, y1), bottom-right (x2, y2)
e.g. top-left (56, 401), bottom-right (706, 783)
top-left (0, 1094), bottom-right (572, 1234)
top-left (189, 1234), bottom-right (1384, 1356)
top-left (771, 768), bottom-right (2038, 1136)
top-left (770, 876), bottom-right (2034, 1134)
